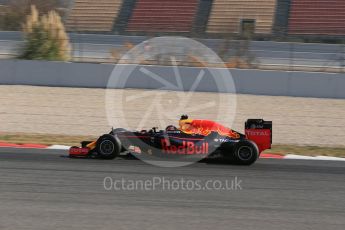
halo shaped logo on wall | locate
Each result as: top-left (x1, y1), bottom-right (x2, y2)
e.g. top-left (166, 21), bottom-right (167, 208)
top-left (105, 36), bottom-right (237, 167)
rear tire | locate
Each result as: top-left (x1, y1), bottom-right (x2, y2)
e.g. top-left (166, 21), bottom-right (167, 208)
top-left (233, 140), bottom-right (259, 165)
top-left (96, 134), bottom-right (121, 160)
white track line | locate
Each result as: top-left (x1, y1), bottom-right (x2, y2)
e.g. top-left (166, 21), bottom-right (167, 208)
top-left (285, 154), bottom-right (345, 161)
top-left (8, 144), bottom-right (345, 162)
top-left (47, 145), bottom-right (71, 150)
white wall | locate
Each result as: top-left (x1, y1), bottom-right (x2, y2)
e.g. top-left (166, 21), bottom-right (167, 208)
top-left (0, 60), bottom-right (344, 98)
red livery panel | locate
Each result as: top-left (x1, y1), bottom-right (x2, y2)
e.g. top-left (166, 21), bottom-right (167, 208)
top-left (245, 129), bottom-right (272, 153)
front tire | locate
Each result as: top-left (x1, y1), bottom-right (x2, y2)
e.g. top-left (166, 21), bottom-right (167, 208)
top-left (96, 134), bottom-right (121, 159)
top-left (233, 140), bottom-right (259, 165)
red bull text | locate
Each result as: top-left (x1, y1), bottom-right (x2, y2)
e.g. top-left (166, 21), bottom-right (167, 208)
top-left (161, 139), bottom-right (209, 155)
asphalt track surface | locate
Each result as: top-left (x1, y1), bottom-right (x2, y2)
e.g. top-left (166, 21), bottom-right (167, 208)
top-left (1, 148), bottom-right (345, 230)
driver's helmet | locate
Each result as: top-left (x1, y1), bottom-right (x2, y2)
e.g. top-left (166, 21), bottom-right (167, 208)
top-left (179, 115), bottom-right (194, 132)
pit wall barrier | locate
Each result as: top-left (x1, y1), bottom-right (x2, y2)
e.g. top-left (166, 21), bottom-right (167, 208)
top-left (0, 60), bottom-right (344, 98)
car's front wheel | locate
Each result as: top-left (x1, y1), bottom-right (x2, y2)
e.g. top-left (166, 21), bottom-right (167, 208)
top-left (96, 134), bottom-right (121, 159)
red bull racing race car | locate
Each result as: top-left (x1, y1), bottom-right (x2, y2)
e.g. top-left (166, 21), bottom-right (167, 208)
top-left (69, 116), bottom-right (272, 165)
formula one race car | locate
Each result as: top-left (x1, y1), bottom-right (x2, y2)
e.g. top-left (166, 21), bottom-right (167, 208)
top-left (69, 116), bottom-right (272, 165)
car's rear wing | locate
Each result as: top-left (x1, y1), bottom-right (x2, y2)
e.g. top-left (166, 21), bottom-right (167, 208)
top-left (245, 119), bottom-right (272, 153)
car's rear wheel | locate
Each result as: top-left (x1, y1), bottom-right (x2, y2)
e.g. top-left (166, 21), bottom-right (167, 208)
top-left (233, 140), bottom-right (259, 165)
top-left (96, 134), bottom-right (121, 160)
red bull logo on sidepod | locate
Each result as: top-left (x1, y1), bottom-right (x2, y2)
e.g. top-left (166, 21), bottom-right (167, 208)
top-left (161, 139), bottom-right (209, 155)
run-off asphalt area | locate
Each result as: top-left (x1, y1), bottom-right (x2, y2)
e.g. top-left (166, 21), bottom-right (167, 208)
top-left (1, 85), bottom-right (345, 147)
top-left (0, 149), bottom-right (344, 230)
